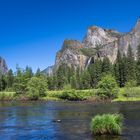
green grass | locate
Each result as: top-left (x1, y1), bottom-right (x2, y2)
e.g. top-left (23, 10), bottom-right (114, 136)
top-left (1, 87), bottom-right (140, 102)
top-left (43, 87), bottom-right (140, 102)
top-left (90, 114), bottom-right (123, 135)
top-left (45, 89), bottom-right (97, 101)
top-left (113, 87), bottom-right (140, 102)
top-left (0, 92), bottom-right (16, 100)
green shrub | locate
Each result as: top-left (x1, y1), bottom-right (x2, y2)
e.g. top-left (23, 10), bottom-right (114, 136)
top-left (97, 75), bottom-right (118, 99)
top-left (59, 90), bottom-right (83, 101)
top-left (27, 76), bottom-right (48, 100)
top-left (58, 90), bottom-right (95, 101)
top-left (90, 114), bottom-right (123, 135)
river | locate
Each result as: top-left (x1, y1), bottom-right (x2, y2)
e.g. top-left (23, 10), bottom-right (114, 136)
top-left (0, 101), bottom-right (140, 140)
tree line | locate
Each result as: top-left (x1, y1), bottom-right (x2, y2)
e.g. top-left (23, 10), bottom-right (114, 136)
top-left (48, 44), bottom-right (140, 90)
top-left (0, 44), bottom-right (140, 93)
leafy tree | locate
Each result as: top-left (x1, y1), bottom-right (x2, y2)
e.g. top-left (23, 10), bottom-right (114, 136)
top-left (97, 74), bottom-right (118, 99)
top-left (13, 68), bottom-right (25, 94)
top-left (27, 76), bottom-right (48, 100)
top-left (13, 66), bottom-right (33, 94)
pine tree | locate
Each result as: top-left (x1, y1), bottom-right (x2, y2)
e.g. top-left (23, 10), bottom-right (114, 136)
top-left (70, 74), bottom-right (77, 89)
top-left (102, 57), bottom-right (112, 74)
top-left (114, 50), bottom-right (126, 87)
top-left (0, 74), bottom-right (7, 91)
top-left (75, 66), bottom-right (82, 89)
top-left (6, 69), bottom-right (14, 89)
top-left (81, 70), bottom-right (91, 89)
top-left (136, 44), bottom-right (140, 85)
top-left (56, 65), bottom-right (67, 89)
top-left (35, 68), bottom-right (41, 77)
top-left (125, 45), bottom-right (136, 82)
top-left (88, 60), bottom-right (102, 88)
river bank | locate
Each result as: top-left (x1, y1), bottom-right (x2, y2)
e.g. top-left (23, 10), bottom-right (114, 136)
top-left (1, 87), bottom-right (140, 102)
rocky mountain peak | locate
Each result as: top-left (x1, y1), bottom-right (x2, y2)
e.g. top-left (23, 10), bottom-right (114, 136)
top-left (44, 18), bottom-right (140, 75)
top-left (83, 26), bottom-right (121, 48)
top-left (54, 39), bottom-right (86, 71)
top-left (132, 18), bottom-right (140, 32)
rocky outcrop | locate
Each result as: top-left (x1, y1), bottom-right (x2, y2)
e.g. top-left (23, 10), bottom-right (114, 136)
top-left (54, 40), bottom-right (87, 71)
top-left (0, 57), bottom-right (8, 74)
top-left (46, 18), bottom-right (140, 75)
top-left (83, 26), bottom-right (121, 48)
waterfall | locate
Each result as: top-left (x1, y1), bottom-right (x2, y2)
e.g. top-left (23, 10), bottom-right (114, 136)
top-left (86, 57), bottom-right (92, 68)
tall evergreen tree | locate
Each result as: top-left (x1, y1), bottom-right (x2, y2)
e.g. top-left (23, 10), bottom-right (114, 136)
top-left (88, 60), bottom-right (102, 88)
top-left (102, 57), bottom-right (112, 74)
top-left (126, 45), bottom-right (136, 82)
top-left (6, 69), bottom-right (14, 89)
top-left (70, 74), bottom-right (77, 89)
top-left (136, 44), bottom-right (140, 85)
top-left (114, 50), bottom-right (126, 87)
top-left (75, 66), bottom-right (82, 89)
top-left (81, 70), bottom-right (91, 89)
top-left (56, 65), bottom-right (67, 89)
top-left (35, 68), bottom-right (41, 77)
top-left (0, 73), bottom-right (7, 91)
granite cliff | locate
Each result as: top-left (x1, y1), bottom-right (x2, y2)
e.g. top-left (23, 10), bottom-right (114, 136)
top-left (44, 18), bottom-right (140, 75)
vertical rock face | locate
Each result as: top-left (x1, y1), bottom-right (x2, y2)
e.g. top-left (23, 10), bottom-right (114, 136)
top-left (45, 18), bottom-right (140, 75)
top-left (0, 57), bottom-right (8, 74)
top-left (118, 18), bottom-right (140, 58)
top-left (54, 40), bottom-right (87, 71)
top-left (83, 26), bottom-right (121, 48)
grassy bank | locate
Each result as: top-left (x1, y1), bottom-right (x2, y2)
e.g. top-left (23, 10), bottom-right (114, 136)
top-left (42, 89), bottom-right (97, 101)
top-left (1, 87), bottom-right (140, 102)
top-left (0, 92), bottom-right (16, 101)
top-left (113, 87), bottom-right (140, 102)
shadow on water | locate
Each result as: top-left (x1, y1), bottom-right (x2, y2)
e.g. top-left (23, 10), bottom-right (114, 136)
top-left (0, 101), bottom-right (139, 140)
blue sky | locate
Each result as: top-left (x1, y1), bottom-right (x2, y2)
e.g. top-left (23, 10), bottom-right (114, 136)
top-left (0, 0), bottom-right (140, 72)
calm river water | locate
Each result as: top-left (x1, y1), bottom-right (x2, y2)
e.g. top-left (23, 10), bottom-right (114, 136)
top-left (0, 101), bottom-right (140, 140)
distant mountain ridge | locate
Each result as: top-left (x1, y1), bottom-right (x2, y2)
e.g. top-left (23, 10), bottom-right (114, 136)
top-left (43, 18), bottom-right (140, 75)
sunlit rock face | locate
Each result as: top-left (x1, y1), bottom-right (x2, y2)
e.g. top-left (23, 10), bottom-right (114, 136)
top-left (47, 18), bottom-right (140, 74)
top-left (0, 57), bottom-right (8, 74)
top-left (54, 40), bottom-right (87, 71)
top-left (118, 18), bottom-right (140, 58)
top-left (83, 26), bottom-right (121, 48)
top-left (83, 18), bottom-right (140, 63)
